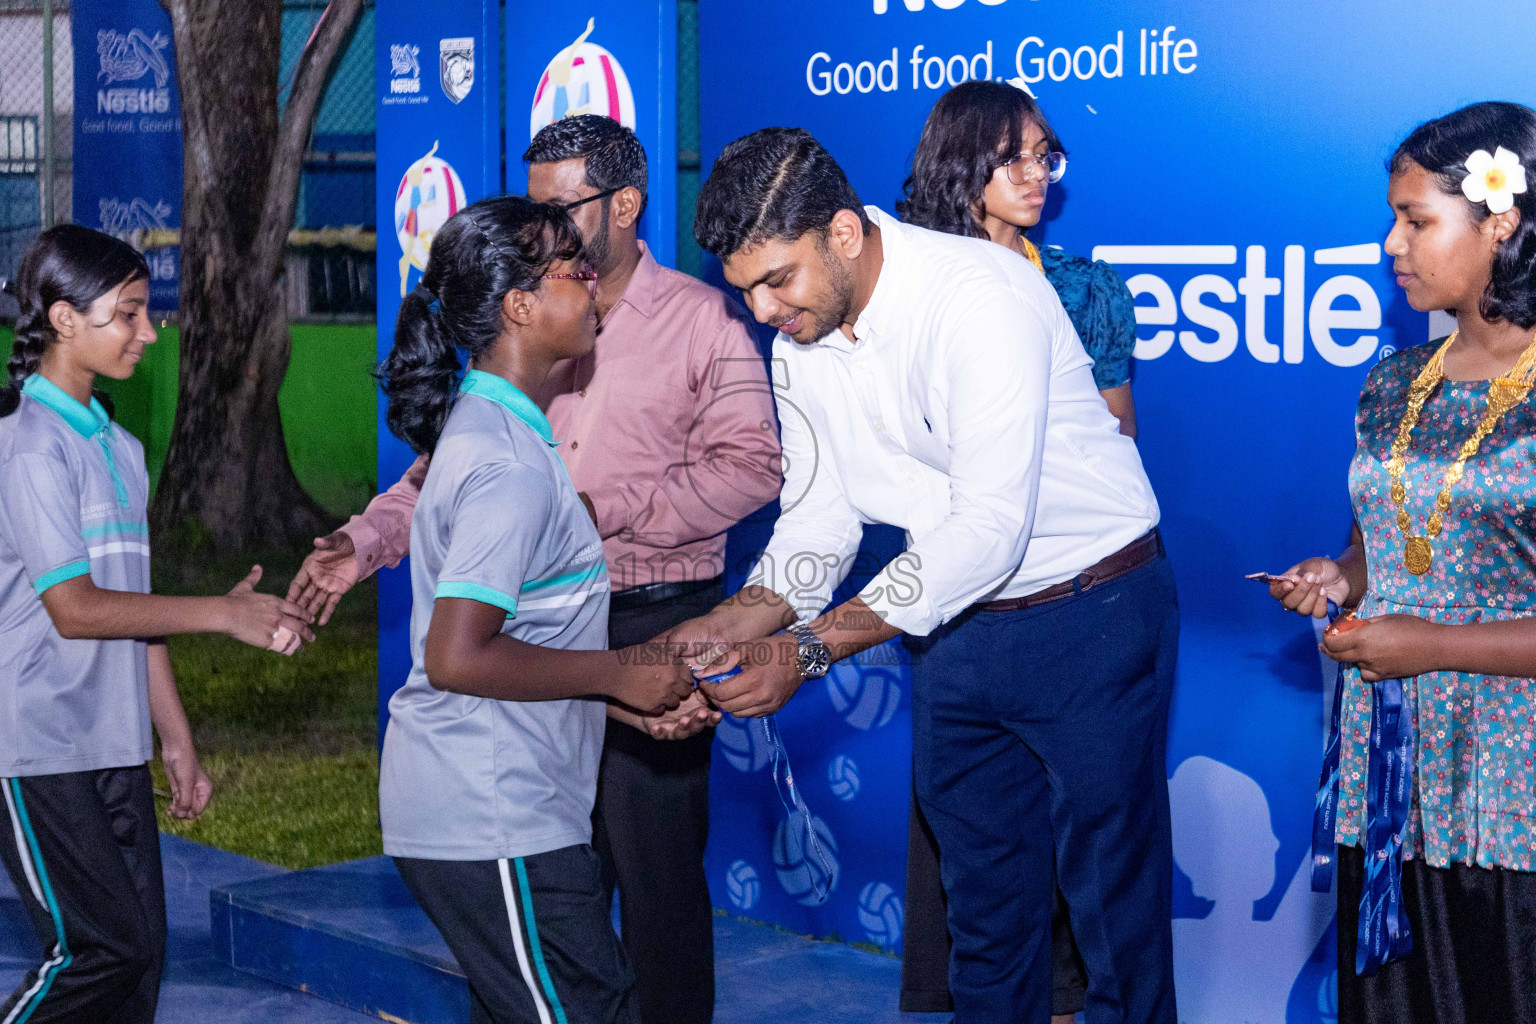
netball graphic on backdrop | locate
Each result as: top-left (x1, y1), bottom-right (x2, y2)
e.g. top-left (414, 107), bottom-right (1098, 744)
top-left (773, 811), bottom-right (839, 906)
top-left (393, 141), bottom-right (465, 297)
top-left (529, 17), bottom-right (636, 138)
top-left (726, 860), bottom-right (762, 911)
top-left (857, 881), bottom-right (903, 950)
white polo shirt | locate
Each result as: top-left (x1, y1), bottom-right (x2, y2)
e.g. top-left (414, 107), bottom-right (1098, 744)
top-left (747, 206), bottom-right (1160, 636)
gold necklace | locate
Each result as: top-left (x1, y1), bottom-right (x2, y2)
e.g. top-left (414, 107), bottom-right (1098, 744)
top-left (1018, 237), bottom-right (1044, 273)
top-left (1387, 329), bottom-right (1536, 575)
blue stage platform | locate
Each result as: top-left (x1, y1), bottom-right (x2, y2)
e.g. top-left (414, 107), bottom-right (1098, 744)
top-left (0, 834), bottom-right (932, 1023)
top-left (0, 835), bottom-right (374, 1023)
top-left (212, 853), bottom-right (932, 1024)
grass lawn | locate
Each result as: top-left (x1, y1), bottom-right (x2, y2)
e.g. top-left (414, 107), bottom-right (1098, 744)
top-left (148, 546), bottom-right (383, 869)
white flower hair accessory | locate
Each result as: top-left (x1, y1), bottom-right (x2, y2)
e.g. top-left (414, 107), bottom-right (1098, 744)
top-left (1461, 146), bottom-right (1527, 214)
top-left (1006, 76), bottom-right (1036, 99)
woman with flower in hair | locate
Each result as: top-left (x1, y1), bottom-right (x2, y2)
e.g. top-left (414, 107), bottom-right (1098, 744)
top-left (1272, 101), bottom-right (1536, 1021)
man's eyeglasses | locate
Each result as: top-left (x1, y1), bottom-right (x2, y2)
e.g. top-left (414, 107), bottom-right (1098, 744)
top-left (554, 187), bottom-right (621, 212)
top-left (1001, 151), bottom-right (1067, 186)
top-left (542, 270), bottom-right (599, 293)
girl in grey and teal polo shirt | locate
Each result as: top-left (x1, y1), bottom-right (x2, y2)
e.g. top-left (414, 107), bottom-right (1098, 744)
top-left (0, 226), bottom-right (315, 1024)
top-left (375, 197), bottom-right (693, 1024)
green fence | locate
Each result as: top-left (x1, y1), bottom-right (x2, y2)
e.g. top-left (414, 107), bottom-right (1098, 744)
top-left (0, 324), bottom-right (378, 517)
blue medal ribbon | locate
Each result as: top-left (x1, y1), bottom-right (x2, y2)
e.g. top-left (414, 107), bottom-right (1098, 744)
top-left (696, 665), bottom-right (835, 905)
top-left (1311, 601), bottom-right (1414, 975)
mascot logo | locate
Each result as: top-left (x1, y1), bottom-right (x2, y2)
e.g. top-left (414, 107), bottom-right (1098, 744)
top-left (529, 17), bottom-right (635, 139)
top-left (394, 141), bottom-right (465, 297)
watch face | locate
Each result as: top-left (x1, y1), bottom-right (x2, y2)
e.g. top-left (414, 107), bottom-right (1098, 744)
top-left (801, 641), bottom-right (832, 679)
top-left (791, 624), bottom-right (832, 679)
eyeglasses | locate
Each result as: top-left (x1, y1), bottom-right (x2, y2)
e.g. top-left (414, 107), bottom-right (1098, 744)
top-left (554, 187), bottom-right (621, 212)
top-left (1001, 151), bottom-right (1067, 186)
top-left (542, 270), bottom-right (599, 293)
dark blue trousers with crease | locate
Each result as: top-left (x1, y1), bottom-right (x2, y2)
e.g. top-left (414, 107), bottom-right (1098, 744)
top-left (907, 555), bottom-right (1179, 1024)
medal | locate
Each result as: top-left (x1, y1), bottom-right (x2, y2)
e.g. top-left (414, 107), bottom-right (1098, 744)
top-left (1402, 536), bottom-right (1433, 576)
top-left (1386, 330), bottom-right (1536, 576)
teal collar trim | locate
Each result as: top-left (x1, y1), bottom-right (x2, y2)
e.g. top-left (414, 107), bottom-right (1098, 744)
top-left (22, 375), bottom-right (110, 439)
top-left (22, 375), bottom-right (128, 507)
top-left (459, 370), bottom-right (558, 446)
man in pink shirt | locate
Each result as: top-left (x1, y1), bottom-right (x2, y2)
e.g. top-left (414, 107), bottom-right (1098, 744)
top-left (287, 117), bottom-right (782, 1024)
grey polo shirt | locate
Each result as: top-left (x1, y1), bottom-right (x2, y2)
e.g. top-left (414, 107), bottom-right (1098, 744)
top-left (0, 375), bottom-right (153, 776)
top-left (379, 370), bottom-right (610, 861)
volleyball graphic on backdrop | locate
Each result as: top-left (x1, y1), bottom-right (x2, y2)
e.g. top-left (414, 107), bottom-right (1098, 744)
top-left (1318, 970), bottom-right (1339, 1024)
top-left (393, 141), bottom-right (465, 297)
top-left (716, 713), bottom-right (772, 773)
top-left (827, 754), bottom-right (860, 801)
top-left (528, 17), bottom-right (636, 139)
top-left (826, 662), bottom-right (902, 731)
top-left (773, 811), bottom-right (840, 906)
top-left (726, 860), bottom-right (761, 912)
top-left (857, 881), bottom-right (904, 950)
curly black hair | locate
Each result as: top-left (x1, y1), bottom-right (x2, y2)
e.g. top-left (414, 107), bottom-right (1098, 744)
top-left (1391, 101), bottom-right (1536, 330)
top-left (524, 114), bottom-right (649, 217)
top-left (897, 80), bottom-right (1062, 240)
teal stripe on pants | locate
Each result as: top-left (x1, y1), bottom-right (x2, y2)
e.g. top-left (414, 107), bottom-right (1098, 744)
top-left (8, 779), bottom-right (73, 1024)
top-left (513, 857), bottom-right (569, 1024)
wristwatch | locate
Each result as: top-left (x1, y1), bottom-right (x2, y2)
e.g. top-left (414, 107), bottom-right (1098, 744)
top-left (786, 621), bottom-right (832, 680)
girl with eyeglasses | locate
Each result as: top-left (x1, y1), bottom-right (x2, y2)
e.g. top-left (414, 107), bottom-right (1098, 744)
top-left (897, 79), bottom-right (1142, 1023)
top-left (899, 80), bottom-right (1136, 439)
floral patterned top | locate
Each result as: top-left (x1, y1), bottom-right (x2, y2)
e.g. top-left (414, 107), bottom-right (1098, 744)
top-left (1039, 246), bottom-right (1137, 391)
top-left (1339, 340), bottom-right (1536, 870)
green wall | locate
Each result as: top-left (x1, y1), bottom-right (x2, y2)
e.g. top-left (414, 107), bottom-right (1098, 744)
top-left (0, 325), bottom-right (377, 517)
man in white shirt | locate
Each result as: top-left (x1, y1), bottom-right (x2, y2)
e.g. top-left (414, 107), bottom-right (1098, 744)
top-left (669, 128), bottom-right (1179, 1024)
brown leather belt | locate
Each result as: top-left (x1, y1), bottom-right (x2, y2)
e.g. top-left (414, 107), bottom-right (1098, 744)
top-left (978, 530), bottom-right (1163, 613)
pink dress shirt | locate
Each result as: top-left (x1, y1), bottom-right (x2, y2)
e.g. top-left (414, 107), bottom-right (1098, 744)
top-left (342, 242), bottom-right (782, 591)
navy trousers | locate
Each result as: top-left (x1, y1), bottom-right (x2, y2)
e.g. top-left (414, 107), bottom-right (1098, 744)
top-left (908, 555), bottom-right (1179, 1024)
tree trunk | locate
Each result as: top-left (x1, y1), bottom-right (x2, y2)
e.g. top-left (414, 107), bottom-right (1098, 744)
top-left (152, 0), bottom-right (362, 551)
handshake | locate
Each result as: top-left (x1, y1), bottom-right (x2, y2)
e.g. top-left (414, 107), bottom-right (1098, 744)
top-left (281, 528), bottom-right (809, 738)
top-left (215, 565), bottom-right (315, 656)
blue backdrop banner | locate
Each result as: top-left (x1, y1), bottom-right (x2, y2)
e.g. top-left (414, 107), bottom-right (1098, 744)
top-left (698, 2), bottom-right (1536, 1021)
top-left (374, 0), bottom-right (502, 735)
top-left (71, 0), bottom-right (182, 310)
top-left (504, 2), bottom-right (678, 267)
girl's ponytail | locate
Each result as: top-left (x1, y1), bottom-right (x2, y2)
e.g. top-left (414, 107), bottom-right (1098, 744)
top-left (377, 196), bottom-right (582, 454)
top-left (0, 295), bottom-right (48, 418)
top-left (378, 280), bottom-right (461, 455)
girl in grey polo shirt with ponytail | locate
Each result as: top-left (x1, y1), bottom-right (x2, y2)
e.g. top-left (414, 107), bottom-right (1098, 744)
top-left (0, 225), bottom-right (316, 1024)
top-left (375, 196), bottom-right (695, 1024)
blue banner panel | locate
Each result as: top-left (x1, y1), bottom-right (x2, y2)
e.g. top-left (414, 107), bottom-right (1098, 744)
top-left (71, 0), bottom-right (182, 310)
top-left (375, 0), bottom-right (501, 738)
top-left (504, 2), bottom-right (677, 266)
top-left (699, 1), bottom-right (1536, 1019)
